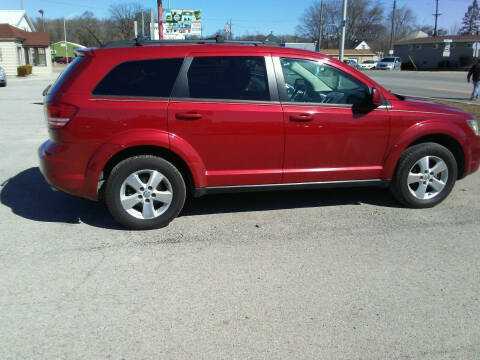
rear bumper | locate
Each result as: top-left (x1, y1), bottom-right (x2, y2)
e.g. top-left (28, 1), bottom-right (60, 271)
top-left (38, 140), bottom-right (88, 198)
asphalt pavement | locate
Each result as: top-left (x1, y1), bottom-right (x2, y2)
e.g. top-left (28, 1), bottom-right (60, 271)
top-left (1, 74), bottom-right (479, 359)
top-left (365, 70), bottom-right (476, 103)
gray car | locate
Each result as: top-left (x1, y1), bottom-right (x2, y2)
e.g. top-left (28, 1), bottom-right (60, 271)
top-left (0, 66), bottom-right (6, 87)
top-left (376, 56), bottom-right (402, 70)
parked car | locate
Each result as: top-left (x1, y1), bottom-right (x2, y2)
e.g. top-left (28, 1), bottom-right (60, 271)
top-left (0, 66), bottom-right (6, 87)
top-left (39, 40), bottom-right (480, 229)
top-left (358, 60), bottom-right (377, 70)
top-left (343, 59), bottom-right (358, 69)
top-left (376, 56), bottom-right (402, 70)
top-left (54, 56), bottom-right (74, 64)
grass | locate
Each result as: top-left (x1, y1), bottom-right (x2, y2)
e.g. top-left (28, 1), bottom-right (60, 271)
top-left (433, 99), bottom-right (480, 118)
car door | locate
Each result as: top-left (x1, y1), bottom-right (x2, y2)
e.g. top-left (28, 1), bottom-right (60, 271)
top-left (274, 56), bottom-right (390, 183)
top-left (168, 54), bottom-right (284, 187)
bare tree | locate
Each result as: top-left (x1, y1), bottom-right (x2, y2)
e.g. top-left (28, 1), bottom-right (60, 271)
top-left (296, 0), bottom-right (385, 49)
top-left (109, 2), bottom-right (143, 40)
top-left (386, 5), bottom-right (417, 40)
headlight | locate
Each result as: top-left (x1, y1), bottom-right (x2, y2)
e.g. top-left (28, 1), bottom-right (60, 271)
top-left (467, 119), bottom-right (479, 136)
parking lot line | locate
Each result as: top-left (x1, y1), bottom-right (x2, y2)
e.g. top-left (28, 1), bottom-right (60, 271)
top-left (426, 87), bottom-right (471, 94)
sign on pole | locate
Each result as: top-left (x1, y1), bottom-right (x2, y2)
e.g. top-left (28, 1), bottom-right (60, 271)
top-left (442, 39), bottom-right (452, 58)
top-left (163, 9), bottom-right (201, 40)
top-left (473, 42), bottom-right (480, 58)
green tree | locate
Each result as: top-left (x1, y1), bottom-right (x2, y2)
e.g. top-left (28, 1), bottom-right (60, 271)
top-left (459, 0), bottom-right (480, 35)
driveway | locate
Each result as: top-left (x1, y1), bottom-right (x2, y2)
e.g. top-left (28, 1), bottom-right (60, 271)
top-left (1, 75), bottom-right (479, 359)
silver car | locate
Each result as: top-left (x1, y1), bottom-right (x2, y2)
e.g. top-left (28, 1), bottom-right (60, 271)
top-left (376, 56), bottom-right (402, 70)
top-left (0, 66), bottom-right (6, 87)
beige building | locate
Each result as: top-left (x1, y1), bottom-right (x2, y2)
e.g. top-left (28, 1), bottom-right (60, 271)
top-left (320, 48), bottom-right (378, 63)
top-left (0, 23), bottom-right (51, 76)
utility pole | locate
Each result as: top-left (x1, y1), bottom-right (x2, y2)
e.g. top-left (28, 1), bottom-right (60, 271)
top-left (318, 0), bottom-right (324, 52)
top-left (339, 0), bottom-right (347, 61)
top-left (64, 17), bottom-right (68, 65)
top-left (141, 11), bottom-right (145, 37)
top-left (433, 0), bottom-right (441, 36)
top-left (150, 9), bottom-right (154, 40)
top-left (38, 9), bottom-right (45, 32)
top-left (389, 0), bottom-right (396, 55)
top-left (157, 0), bottom-right (164, 40)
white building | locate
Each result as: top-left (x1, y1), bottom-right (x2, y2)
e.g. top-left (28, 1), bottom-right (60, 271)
top-left (0, 10), bottom-right (52, 76)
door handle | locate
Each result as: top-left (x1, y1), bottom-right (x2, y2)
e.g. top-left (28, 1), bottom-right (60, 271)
top-left (290, 114), bottom-right (314, 122)
top-left (175, 112), bottom-right (202, 120)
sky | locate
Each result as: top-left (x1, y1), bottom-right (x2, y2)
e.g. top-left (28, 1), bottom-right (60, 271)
top-left (1, 0), bottom-right (474, 36)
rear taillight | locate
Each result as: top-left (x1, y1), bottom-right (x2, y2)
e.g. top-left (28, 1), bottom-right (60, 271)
top-left (46, 102), bottom-right (78, 128)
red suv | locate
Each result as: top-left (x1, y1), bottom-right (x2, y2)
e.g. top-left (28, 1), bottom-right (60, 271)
top-left (39, 39), bottom-right (480, 230)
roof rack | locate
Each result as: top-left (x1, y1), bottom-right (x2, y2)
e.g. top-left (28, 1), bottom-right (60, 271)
top-left (101, 35), bottom-right (284, 49)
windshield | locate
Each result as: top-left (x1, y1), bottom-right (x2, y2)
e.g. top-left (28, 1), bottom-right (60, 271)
top-left (381, 57), bottom-right (395, 63)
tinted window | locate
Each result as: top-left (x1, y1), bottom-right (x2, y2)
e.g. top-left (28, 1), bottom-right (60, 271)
top-left (381, 57), bottom-right (395, 62)
top-left (280, 58), bottom-right (368, 105)
top-left (187, 56), bottom-right (269, 101)
top-left (92, 58), bottom-right (183, 97)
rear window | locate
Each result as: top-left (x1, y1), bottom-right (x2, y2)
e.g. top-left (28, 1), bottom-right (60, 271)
top-left (187, 56), bottom-right (269, 101)
top-left (92, 58), bottom-right (183, 98)
top-left (47, 56), bottom-right (85, 99)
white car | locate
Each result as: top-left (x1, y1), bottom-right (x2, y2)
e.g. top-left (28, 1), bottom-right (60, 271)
top-left (358, 60), bottom-right (377, 70)
top-left (0, 66), bottom-right (6, 87)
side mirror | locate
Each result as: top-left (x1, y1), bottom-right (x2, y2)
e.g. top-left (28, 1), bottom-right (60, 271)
top-left (371, 87), bottom-right (382, 106)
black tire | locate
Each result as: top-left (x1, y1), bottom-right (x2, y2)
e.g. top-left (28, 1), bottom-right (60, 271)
top-left (105, 155), bottom-right (186, 230)
top-left (391, 142), bottom-right (457, 208)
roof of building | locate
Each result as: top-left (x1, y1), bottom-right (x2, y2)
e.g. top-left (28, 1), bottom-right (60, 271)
top-left (0, 10), bottom-right (35, 31)
top-left (52, 41), bottom-right (86, 48)
top-left (0, 23), bottom-right (49, 46)
top-left (320, 48), bottom-right (375, 56)
top-left (395, 34), bottom-right (480, 45)
top-left (399, 30), bottom-right (429, 41)
top-left (264, 32), bottom-right (282, 43)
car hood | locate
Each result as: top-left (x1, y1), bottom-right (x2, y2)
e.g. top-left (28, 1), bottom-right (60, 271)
top-left (394, 95), bottom-right (470, 117)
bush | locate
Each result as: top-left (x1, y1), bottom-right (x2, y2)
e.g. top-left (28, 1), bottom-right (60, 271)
top-left (17, 66), bottom-right (28, 77)
top-left (438, 60), bottom-right (450, 69)
top-left (459, 56), bottom-right (472, 67)
top-left (25, 65), bottom-right (32, 74)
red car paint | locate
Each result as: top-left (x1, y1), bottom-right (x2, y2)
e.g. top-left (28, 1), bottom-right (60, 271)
top-left (39, 44), bottom-right (480, 201)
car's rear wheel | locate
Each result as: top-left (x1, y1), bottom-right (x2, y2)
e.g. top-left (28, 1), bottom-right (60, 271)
top-left (105, 155), bottom-right (186, 230)
top-left (391, 142), bottom-right (457, 208)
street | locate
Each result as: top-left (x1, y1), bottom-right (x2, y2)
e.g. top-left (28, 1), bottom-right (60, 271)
top-left (1, 74), bottom-right (479, 359)
top-left (367, 70), bottom-right (474, 103)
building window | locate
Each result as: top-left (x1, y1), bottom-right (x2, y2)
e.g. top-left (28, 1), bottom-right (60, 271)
top-left (35, 48), bottom-right (47, 66)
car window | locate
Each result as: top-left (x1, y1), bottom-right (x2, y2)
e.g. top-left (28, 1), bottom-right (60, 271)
top-left (187, 56), bottom-right (269, 101)
top-left (381, 57), bottom-right (395, 62)
top-left (92, 58), bottom-right (183, 97)
top-left (280, 58), bottom-right (368, 105)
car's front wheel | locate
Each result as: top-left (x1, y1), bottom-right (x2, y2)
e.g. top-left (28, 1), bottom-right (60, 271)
top-left (105, 155), bottom-right (186, 230)
top-left (391, 143), bottom-right (457, 208)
